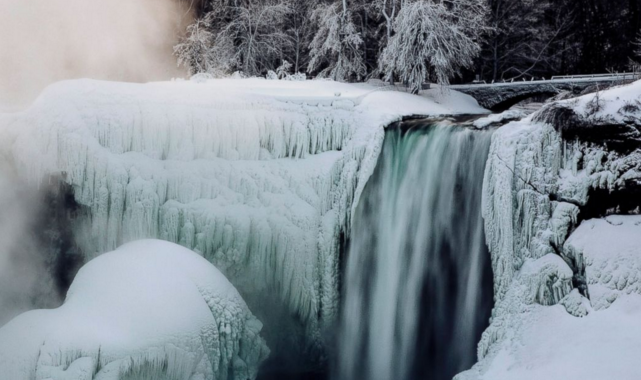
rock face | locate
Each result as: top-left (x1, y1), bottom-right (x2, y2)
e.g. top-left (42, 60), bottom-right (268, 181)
top-left (0, 240), bottom-right (269, 380)
top-left (458, 80), bottom-right (641, 380)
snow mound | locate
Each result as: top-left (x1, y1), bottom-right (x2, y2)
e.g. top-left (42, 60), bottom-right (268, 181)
top-left (0, 239), bottom-right (269, 380)
top-left (533, 80), bottom-right (641, 152)
top-left (0, 78), bottom-right (485, 362)
top-left (555, 79), bottom-right (641, 124)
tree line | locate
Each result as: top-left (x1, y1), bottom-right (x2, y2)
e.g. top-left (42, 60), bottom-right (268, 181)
top-left (175, 0), bottom-right (641, 90)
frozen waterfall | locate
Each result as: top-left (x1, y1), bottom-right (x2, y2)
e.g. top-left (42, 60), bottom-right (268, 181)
top-left (336, 119), bottom-right (494, 380)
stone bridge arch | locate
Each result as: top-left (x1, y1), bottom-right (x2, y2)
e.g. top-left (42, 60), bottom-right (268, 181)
top-left (452, 80), bottom-right (624, 112)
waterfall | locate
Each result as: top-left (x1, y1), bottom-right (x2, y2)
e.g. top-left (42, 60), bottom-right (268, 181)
top-left (336, 120), bottom-right (494, 380)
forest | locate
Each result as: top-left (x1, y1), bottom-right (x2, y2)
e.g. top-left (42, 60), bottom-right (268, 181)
top-left (176, 0), bottom-right (641, 88)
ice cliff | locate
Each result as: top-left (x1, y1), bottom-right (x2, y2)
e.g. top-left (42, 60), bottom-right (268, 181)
top-left (459, 81), bottom-right (641, 380)
top-left (0, 78), bottom-right (485, 365)
top-left (0, 240), bottom-right (269, 380)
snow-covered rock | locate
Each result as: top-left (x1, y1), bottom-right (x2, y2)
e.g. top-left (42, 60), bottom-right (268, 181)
top-left (473, 109), bottom-right (527, 129)
top-left (0, 78), bottom-right (485, 363)
top-left (460, 80), bottom-right (641, 380)
top-left (0, 239), bottom-right (269, 380)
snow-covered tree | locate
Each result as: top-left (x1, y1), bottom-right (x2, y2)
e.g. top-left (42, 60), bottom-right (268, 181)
top-left (208, 1), bottom-right (292, 76)
top-left (276, 60), bottom-right (293, 78)
top-left (285, 0), bottom-right (318, 73)
top-left (379, 0), bottom-right (488, 92)
top-left (174, 18), bottom-right (217, 76)
top-left (174, 13), bottom-right (239, 77)
top-left (307, 1), bottom-right (367, 82)
top-left (375, 0), bottom-right (402, 47)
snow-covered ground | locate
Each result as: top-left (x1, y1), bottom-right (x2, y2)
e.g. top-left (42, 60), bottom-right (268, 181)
top-left (0, 239), bottom-right (269, 380)
top-left (459, 80), bottom-right (641, 380)
top-left (462, 217), bottom-right (641, 380)
top-left (0, 77), bottom-right (486, 363)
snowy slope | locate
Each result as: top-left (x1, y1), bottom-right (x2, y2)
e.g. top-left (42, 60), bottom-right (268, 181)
top-left (461, 217), bottom-right (641, 380)
top-left (0, 77), bottom-right (485, 361)
top-left (0, 239), bottom-right (269, 380)
top-left (459, 80), bottom-right (641, 380)
top-left (566, 216), bottom-right (641, 311)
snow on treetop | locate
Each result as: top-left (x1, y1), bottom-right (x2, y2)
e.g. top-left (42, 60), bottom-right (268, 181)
top-left (0, 239), bottom-right (269, 380)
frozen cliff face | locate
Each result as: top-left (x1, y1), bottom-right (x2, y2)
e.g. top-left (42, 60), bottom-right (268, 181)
top-left (0, 78), bottom-right (485, 366)
top-left (459, 81), bottom-right (641, 380)
top-left (0, 239), bottom-right (269, 380)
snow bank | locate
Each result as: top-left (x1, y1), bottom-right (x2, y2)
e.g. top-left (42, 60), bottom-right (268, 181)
top-left (460, 217), bottom-right (641, 380)
top-left (0, 78), bottom-right (485, 361)
top-left (467, 294), bottom-right (641, 380)
top-left (565, 216), bottom-right (641, 310)
top-left (0, 239), bottom-right (269, 380)
top-left (460, 80), bottom-right (641, 380)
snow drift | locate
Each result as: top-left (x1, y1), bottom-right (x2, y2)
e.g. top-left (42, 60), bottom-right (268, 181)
top-left (0, 239), bottom-right (269, 380)
top-left (0, 77), bottom-right (485, 364)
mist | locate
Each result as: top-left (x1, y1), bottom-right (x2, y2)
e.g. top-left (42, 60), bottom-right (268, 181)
top-left (0, 0), bottom-right (195, 325)
top-left (0, 162), bottom-right (60, 325)
top-left (0, 0), bottom-right (193, 107)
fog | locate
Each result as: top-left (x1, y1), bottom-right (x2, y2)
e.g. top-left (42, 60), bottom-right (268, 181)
top-left (0, 0), bottom-right (196, 325)
top-left (0, 0), bottom-right (193, 107)
top-left (0, 162), bottom-right (60, 325)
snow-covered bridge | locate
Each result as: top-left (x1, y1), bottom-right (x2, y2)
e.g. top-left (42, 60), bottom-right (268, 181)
top-left (450, 73), bottom-right (640, 111)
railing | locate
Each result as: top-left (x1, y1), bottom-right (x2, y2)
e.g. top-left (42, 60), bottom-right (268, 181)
top-left (550, 72), bottom-right (640, 80)
top-left (450, 72), bottom-right (641, 89)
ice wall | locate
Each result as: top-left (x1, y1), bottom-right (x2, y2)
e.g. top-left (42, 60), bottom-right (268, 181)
top-left (458, 81), bottom-right (641, 379)
top-left (0, 78), bottom-right (486, 366)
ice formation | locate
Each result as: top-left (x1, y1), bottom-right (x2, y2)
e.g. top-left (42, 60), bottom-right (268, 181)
top-left (459, 81), bottom-right (641, 380)
top-left (0, 239), bottom-right (269, 380)
top-left (0, 78), bottom-right (485, 362)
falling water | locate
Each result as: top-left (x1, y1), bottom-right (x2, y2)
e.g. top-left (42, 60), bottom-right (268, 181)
top-left (336, 119), bottom-right (494, 380)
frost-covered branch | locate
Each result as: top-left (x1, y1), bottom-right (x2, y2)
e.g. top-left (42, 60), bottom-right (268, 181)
top-left (307, 1), bottom-right (366, 82)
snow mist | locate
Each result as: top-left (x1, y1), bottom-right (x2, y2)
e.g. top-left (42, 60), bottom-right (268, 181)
top-left (336, 121), bottom-right (494, 380)
top-left (0, 0), bottom-right (192, 107)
